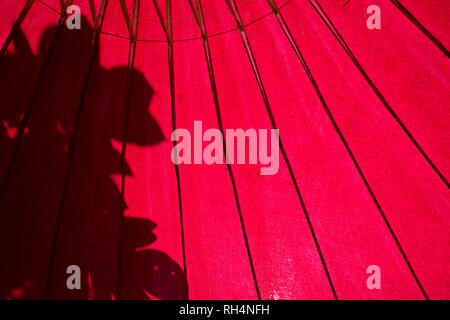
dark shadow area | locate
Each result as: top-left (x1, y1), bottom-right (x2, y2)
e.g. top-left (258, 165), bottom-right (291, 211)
top-left (0, 15), bottom-right (186, 300)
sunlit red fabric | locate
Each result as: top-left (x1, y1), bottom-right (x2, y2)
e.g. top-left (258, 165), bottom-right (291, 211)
top-left (0, 0), bottom-right (448, 300)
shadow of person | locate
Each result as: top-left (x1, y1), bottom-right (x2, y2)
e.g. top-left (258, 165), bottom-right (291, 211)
top-left (0, 26), bottom-right (38, 186)
top-left (0, 15), bottom-right (185, 300)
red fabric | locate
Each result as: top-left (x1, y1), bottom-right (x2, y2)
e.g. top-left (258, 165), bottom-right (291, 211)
top-left (0, 0), bottom-right (448, 299)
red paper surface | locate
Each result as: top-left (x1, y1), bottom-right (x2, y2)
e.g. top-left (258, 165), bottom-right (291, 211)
top-left (0, 0), bottom-right (448, 300)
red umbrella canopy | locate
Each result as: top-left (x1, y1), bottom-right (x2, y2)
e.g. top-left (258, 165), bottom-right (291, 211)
top-left (0, 0), bottom-right (448, 300)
